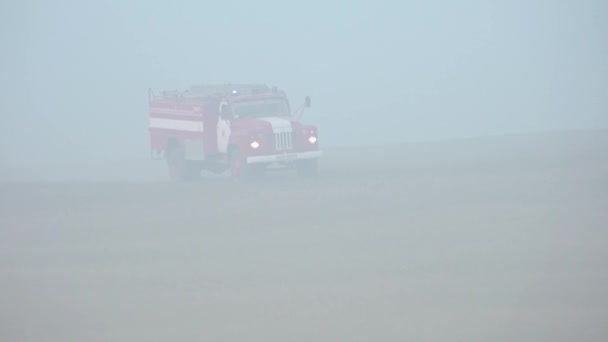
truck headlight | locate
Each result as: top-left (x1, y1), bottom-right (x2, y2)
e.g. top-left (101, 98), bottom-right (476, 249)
top-left (250, 141), bottom-right (260, 149)
top-left (308, 136), bottom-right (317, 144)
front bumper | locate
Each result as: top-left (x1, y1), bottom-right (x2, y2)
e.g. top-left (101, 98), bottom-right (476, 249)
top-left (247, 150), bottom-right (322, 164)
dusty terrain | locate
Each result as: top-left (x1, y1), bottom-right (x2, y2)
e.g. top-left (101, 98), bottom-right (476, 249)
top-left (1, 130), bottom-right (607, 341)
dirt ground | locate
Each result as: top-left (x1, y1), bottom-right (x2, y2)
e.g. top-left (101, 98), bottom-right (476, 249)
top-left (1, 130), bottom-right (607, 341)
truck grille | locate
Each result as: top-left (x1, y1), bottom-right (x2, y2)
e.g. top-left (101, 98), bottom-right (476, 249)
top-left (274, 132), bottom-right (293, 151)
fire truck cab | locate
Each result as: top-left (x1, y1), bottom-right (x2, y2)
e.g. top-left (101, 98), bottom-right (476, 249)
top-left (148, 84), bottom-right (321, 180)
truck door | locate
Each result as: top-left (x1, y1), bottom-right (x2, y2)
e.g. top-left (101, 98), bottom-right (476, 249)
top-left (216, 101), bottom-right (232, 154)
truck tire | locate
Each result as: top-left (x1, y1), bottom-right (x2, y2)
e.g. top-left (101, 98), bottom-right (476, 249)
top-left (166, 144), bottom-right (200, 181)
top-left (296, 159), bottom-right (318, 178)
top-left (229, 148), bottom-right (249, 180)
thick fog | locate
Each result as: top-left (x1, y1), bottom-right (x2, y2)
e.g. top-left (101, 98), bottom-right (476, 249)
top-left (1, 2), bottom-right (608, 342)
top-left (1, 0), bottom-right (606, 165)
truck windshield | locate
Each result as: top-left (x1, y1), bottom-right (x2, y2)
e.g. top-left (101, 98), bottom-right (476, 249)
top-left (232, 99), bottom-right (289, 118)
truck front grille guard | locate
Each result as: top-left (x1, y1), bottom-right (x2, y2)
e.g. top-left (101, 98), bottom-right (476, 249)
top-left (275, 132), bottom-right (293, 151)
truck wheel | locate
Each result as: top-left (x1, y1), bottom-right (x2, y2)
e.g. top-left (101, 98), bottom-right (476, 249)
top-left (166, 145), bottom-right (185, 180)
top-left (296, 159), bottom-right (318, 178)
top-left (166, 145), bottom-right (200, 181)
top-left (229, 148), bottom-right (248, 180)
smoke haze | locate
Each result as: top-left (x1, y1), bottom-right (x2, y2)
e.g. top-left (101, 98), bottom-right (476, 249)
top-left (1, 0), bottom-right (606, 164)
top-left (1, 1), bottom-right (607, 341)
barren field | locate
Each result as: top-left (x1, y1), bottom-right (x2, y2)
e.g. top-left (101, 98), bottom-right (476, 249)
top-left (1, 130), bottom-right (608, 341)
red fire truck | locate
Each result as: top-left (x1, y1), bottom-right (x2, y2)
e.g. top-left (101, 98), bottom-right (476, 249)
top-left (148, 84), bottom-right (321, 180)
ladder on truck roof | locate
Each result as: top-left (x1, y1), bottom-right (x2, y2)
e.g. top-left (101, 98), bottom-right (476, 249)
top-left (149, 84), bottom-right (274, 102)
top-left (189, 84), bottom-right (271, 97)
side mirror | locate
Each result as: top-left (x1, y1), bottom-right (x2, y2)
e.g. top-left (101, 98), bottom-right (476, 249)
top-left (297, 96), bottom-right (311, 121)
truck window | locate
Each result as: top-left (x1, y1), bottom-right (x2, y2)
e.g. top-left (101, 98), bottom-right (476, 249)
top-left (232, 99), bottom-right (289, 118)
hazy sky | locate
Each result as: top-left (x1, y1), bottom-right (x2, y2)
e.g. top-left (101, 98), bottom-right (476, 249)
top-left (1, 0), bottom-right (606, 164)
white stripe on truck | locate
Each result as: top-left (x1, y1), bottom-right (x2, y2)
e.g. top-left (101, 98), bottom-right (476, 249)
top-left (149, 118), bottom-right (203, 132)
